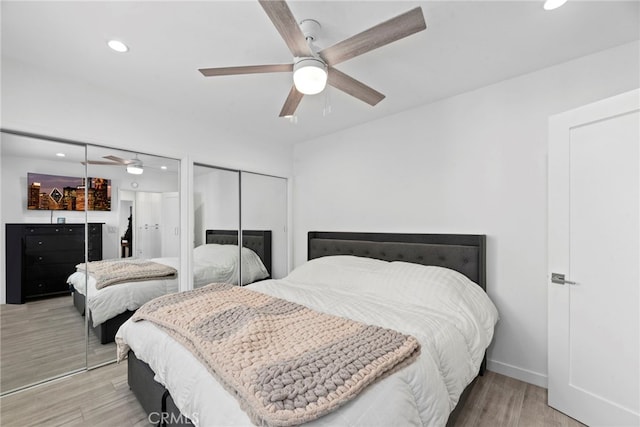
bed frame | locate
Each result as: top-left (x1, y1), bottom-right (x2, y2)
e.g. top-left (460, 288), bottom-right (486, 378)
top-left (72, 289), bottom-right (135, 345)
top-left (307, 232), bottom-right (487, 426)
top-left (74, 229), bottom-right (273, 345)
top-left (128, 231), bottom-right (487, 426)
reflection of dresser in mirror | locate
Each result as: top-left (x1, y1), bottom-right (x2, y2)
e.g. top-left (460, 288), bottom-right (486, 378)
top-left (5, 223), bottom-right (103, 304)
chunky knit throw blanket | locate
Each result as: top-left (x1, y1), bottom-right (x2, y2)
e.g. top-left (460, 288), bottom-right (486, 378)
top-left (75, 259), bottom-right (177, 290)
top-left (122, 283), bottom-right (421, 426)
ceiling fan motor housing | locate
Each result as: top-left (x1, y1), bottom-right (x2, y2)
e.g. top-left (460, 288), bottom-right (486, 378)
top-left (299, 19), bottom-right (321, 42)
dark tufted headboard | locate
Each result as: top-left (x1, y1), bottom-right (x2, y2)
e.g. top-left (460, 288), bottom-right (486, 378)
top-left (307, 232), bottom-right (486, 290)
top-left (205, 230), bottom-right (272, 277)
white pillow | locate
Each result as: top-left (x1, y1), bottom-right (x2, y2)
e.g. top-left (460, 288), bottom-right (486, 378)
top-left (285, 255), bottom-right (498, 337)
top-left (285, 255), bottom-right (388, 291)
top-left (239, 246), bottom-right (270, 284)
top-left (193, 243), bottom-right (236, 266)
top-left (192, 244), bottom-right (269, 285)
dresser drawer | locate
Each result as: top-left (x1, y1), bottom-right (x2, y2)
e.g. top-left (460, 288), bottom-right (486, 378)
top-left (24, 251), bottom-right (84, 266)
top-left (24, 225), bottom-right (84, 236)
top-left (5, 223), bottom-right (102, 304)
top-left (25, 262), bottom-right (78, 280)
top-left (25, 235), bottom-right (85, 252)
top-left (88, 249), bottom-right (101, 262)
top-left (24, 277), bottom-right (71, 297)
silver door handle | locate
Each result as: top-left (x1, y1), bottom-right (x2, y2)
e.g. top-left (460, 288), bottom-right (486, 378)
top-left (551, 273), bottom-right (578, 285)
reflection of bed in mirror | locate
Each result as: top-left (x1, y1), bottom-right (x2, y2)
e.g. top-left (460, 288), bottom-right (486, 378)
top-left (68, 229), bottom-right (273, 344)
top-left (118, 232), bottom-right (498, 427)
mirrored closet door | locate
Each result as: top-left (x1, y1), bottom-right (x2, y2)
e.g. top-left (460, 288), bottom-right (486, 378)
top-left (85, 145), bottom-right (181, 368)
top-left (240, 172), bottom-right (288, 282)
top-left (193, 164), bottom-right (241, 287)
top-left (1, 132), bottom-right (88, 394)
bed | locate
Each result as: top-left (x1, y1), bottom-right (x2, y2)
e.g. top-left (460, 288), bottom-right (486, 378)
top-left (116, 231), bottom-right (498, 426)
top-left (69, 230), bottom-right (272, 344)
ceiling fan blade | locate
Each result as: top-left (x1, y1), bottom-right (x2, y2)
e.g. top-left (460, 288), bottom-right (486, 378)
top-left (278, 85), bottom-right (304, 117)
top-left (82, 160), bottom-right (121, 166)
top-left (103, 155), bottom-right (132, 165)
top-left (199, 64), bottom-right (293, 77)
top-left (327, 68), bottom-right (385, 106)
top-left (319, 7), bottom-right (426, 66)
top-left (258, 0), bottom-right (313, 58)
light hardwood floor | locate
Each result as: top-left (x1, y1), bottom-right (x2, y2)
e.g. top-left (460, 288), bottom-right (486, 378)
top-left (1, 296), bottom-right (116, 393)
top-left (0, 361), bottom-right (585, 427)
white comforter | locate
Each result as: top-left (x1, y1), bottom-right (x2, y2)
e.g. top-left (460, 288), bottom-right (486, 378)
top-left (116, 256), bottom-right (499, 427)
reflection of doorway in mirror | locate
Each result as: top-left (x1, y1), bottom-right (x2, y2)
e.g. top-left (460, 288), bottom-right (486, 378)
top-left (119, 190), bottom-right (180, 259)
top-left (119, 201), bottom-right (133, 258)
top-left (119, 190), bottom-right (136, 258)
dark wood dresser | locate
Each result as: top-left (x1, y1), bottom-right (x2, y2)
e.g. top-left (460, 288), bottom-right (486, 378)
top-left (5, 223), bottom-right (103, 304)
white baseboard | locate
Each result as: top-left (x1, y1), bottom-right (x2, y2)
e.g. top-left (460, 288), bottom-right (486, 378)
top-left (487, 359), bottom-right (548, 388)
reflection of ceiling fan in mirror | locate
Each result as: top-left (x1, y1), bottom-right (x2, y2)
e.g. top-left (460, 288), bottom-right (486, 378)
top-left (84, 155), bottom-right (144, 175)
top-left (198, 0), bottom-right (426, 117)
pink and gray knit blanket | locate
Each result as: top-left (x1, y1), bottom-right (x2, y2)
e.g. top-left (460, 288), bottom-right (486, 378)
top-left (124, 283), bottom-right (420, 426)
top-left (75, 259), bottom-right (176, 290)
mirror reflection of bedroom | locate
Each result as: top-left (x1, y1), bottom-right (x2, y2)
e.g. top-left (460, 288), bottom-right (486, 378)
top-left (1, 133), bottom-right (87, 393)
top-left (241, 171), bottom-right (288, 281)
top-left (192, 165), bottom-right (288, 288)
top-left (84, 145), bottom-right (180, 368)
top-left (0, 132), bottom-right (181, 393)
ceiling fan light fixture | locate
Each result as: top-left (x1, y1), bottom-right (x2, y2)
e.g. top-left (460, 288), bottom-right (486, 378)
top-left (293, 58), bottom-right (327, 95)
top-left (543, 0), bottom-right (568, 10)
top-left (126, 161), bottom-right (144, 175)
top-left (107, 39), bottom-right (129, 53)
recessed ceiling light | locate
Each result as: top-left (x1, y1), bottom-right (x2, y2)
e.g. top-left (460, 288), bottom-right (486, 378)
top-left (56, 153), bottom-right (65, 157)
top-left (161, 166), bottom-right (168, 170)
top-left (544, 0), bottom-right (568, 10)
top-left (107, 39), bottom-right (129, 53)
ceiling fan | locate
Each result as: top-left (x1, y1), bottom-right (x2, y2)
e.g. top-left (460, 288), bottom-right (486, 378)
top-left (198, 1), bottom-right (427, 117)
top-left (84, 155), bottom-right (144, 175)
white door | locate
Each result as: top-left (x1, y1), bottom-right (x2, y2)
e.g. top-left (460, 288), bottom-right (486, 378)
top-left (161, 192), bottom-right (180, 257)
top-left (548, 89), bottom-right (639, 426)
top-left (135, 191), bottom-right (162, 258)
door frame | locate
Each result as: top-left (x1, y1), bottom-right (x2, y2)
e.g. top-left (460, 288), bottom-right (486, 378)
top-left (547, 89), bottom-right (640, 425)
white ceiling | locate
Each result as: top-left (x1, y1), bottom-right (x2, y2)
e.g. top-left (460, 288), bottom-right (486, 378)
top-left (2, 1), bottom-right (639, 146)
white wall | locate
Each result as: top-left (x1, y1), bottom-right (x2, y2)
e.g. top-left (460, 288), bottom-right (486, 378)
top-left (291, 41), bottom-right (640, 387)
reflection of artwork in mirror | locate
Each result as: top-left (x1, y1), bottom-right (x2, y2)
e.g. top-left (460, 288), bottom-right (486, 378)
top-left (27, 172), bottom-right (111, 211)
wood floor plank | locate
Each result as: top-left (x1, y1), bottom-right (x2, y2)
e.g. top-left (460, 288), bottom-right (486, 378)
top-left (0, 361), bottom-right (152, 427)
top-left (454, 371), bottom-right (493, 427)
top-left (0, 361), bottom-right (587, 427)
top-left (0, 297), bottom-right (587, 427)
top-left (1, 296), bottom-right (116, 393)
